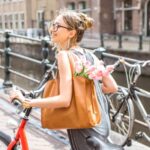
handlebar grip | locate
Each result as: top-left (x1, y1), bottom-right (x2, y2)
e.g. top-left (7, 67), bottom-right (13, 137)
top-left (12, 98), bottom-right (22, 106)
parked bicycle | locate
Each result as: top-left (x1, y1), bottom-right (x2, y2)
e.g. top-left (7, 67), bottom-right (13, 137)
top-left (107, 58), bottom-right (150, 146)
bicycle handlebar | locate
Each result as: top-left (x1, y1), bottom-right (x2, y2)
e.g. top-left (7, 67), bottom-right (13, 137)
top-left (142, 60), bottom-right (150, 67)
top-left (112, 58), bottom-right (150, 84)
top-left (11, 64), bottom-right (55, 109)
top-left (112, 58), bottom-right (150, 69)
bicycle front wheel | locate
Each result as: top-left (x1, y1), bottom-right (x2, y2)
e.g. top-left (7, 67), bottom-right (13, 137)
top-left (107, 87), bottom-right (135, 146)
top-left (0, 131), bottom-right (19, 150)
top-left (0, 131), bottom-right (11, 150)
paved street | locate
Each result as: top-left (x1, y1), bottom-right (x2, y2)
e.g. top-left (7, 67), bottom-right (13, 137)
top-left (0, 84), bottom-right (149, 150)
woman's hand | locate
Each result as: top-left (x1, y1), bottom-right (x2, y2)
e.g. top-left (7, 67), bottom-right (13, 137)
top-left (9, 90), bottom-right (31, 108)
top-left (9, 90), bottom-right (25, 103)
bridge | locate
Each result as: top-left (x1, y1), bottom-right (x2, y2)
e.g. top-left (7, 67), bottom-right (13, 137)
top-left (0, 31), bottom-right (149, 149)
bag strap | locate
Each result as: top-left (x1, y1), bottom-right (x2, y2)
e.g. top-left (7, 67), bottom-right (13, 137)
top-left (84, 51), bottom-right (107, 111)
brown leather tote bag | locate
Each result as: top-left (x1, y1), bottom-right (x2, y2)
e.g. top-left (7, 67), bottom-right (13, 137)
top-left (41, 53), bottom-right (101, 129)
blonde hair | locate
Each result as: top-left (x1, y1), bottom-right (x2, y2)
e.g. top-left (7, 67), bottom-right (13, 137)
top-left (58, 9), bottom-right (94, 43)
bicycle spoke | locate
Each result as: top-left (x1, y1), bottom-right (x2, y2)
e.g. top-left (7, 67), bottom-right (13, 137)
top-left (121, 122), bottom-right (128, 133)
top-left (116, 123), bottom-right (127, 135)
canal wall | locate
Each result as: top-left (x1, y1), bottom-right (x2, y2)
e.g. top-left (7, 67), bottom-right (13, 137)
top-left (0, 42), bottom-right (149, 76)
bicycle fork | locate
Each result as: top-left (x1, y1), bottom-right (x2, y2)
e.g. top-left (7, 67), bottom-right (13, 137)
top-left (7, 119), bottom-right (29, 150)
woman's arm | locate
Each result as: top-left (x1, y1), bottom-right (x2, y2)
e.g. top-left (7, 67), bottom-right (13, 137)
top-left (27, 51), bottom-right (72, 108)
top-left (91, 53), bottom-right (118, 94)
top-left (101, 74), bottom-right (118, 94)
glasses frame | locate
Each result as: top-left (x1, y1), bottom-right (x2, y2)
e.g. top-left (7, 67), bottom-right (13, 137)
top-left (50, 22), bottom-right (72, 32)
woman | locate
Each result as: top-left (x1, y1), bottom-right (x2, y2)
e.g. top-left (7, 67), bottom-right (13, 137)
top-left (10, 10), bottom-right (122, 150)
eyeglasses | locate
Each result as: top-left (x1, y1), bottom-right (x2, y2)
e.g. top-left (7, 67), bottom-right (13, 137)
top-left (49, 22), bottom-right (71, 32)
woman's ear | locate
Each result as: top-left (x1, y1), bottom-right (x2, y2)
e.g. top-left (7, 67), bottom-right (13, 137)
top-left (69, 30), bottom-right (76, 38)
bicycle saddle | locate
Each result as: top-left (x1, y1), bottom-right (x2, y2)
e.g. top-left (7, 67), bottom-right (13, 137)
top-left (86, 136), bottom-right (124, 150)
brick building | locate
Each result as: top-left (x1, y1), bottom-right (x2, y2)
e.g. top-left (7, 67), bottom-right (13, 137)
top-left (0, 0), bottom-right (150, 37)
top-left (57, 0), bottom-right (114, 38)
top-left (114, 0), bottom-right (150, 36)
top-left (58, 0), bottom-right (150, 37)
top-left (0, 0), bottom-right (57, 37)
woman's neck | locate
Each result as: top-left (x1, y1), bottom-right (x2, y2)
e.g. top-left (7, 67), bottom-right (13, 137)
top-left (58, 43), bottom-right (78, 51)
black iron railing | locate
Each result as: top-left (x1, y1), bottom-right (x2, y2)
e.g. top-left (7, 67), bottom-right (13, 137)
top-left (0, 31), bottom-right (57, 87)
top-left (0, 31), bottom-right (148, 88)
top-left (98, 33), bottom-right (146, 51)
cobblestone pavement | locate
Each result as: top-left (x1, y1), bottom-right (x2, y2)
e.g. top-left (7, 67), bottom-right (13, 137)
top-left (0, 86), bottom-right (149, 150)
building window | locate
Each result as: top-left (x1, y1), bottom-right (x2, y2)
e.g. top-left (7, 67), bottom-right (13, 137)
top-left (14, 14), bottom-right (19, 29)
top-left (20, 13), bottom-right (24, 20)
top-left (124, 0), bottom-right (132, 8)
top-left (4, 15), bottom-right (8, 29)
top-left (79, 1), bottom-right (86, 10)
top-left (15, 14), bottom-right (18, 20)
top-left (67, 2), bottom-right (75, 10)
top-left (0, 16), bottom-right (2, 29)
top-left (37, 11), bottom-right (43, 28)
top-left (15, 22), bottom-right (18, 28)
top-left (9, 14), bottom-right (13, 29)
top-left (124, 11), bottom-right (132, 31)
top-left (20, 13), bottom-right (24, 29)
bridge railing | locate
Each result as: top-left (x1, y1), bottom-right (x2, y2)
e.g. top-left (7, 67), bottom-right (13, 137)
top-left (99, 33), bottom-right (144, 50)
top-left (0, 31), bottom-right (146, 88)
top-left (0, 31), bottom-right (57, 87)
top-left (82, 32), bottom-right (150, 52)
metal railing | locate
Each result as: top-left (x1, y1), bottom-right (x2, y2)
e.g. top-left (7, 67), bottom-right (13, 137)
top-left (100, 33), bottom-right (144, 50)
top-left (0, 31), bottom-right (57, 87)
top-left (0, 31), bottom-right (148, 87)
top-left (82, 33), bottom-right (150, 52)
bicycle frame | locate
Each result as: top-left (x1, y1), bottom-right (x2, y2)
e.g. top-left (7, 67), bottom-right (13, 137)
top-left (5, 65), bottom-right (55, 149)
top-left (7, 108), bottom-right (32, 150)
top-left (132, 86), bottom-right (150, 130)
top-left (120, 59), bottom-right (150, 130)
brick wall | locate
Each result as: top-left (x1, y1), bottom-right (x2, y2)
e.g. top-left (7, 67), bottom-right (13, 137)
top-left (100, 0), bottom-right (114, 33)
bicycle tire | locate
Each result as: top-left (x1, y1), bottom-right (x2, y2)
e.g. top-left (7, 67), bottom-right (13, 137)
top-left (0, 131), bottom-right (11, 150)
top-left (0, 131), bottom-right (18, 150)
top-left (107, 86), bottom-right (135, 146)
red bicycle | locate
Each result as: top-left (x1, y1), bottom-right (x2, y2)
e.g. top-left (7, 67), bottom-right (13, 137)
top-left (0, 57), bottom-right (124, 150)
top-left (0, 69), bottom-right (52, 150)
